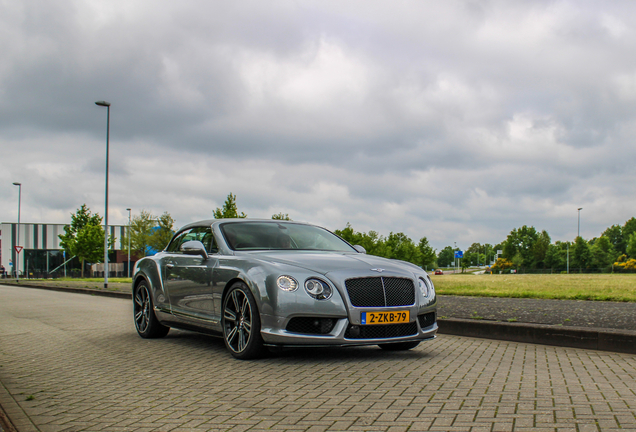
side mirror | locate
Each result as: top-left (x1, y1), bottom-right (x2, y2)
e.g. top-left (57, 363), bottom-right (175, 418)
top-left (181, 240), bottom-right (208, 259)
top-left (353, 245), bottom-right (366, 254)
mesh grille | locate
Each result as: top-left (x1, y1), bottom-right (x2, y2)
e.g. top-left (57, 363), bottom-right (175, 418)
top-left (345, 322), bottom-right (418, 339)
top-left (418, 312), bottom-right (436, 329)
top-left (345, 277), bottom-right (414, 307)
top-left (383, 278), bottom-right (416, 306)
top-left (286, 317), bottom-right (336, 335)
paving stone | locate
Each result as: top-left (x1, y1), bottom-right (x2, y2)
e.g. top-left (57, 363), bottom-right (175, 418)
top-left (1, 285), bottom-right (636, 432)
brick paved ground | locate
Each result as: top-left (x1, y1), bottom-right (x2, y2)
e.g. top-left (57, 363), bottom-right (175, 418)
top-left (1, 284), bottom-right (635, 432)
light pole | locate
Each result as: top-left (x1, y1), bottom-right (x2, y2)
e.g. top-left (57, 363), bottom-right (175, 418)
top-left (95, 100), bottom-right (111, 288)
top-left (126, 208), bottom-right (131, 278)
top-left (454, 241), bottom-right (457, 274)
top-left (577, 208), bottom-right (583, 239)
top-left (12, 182), bottom-right (21, 282)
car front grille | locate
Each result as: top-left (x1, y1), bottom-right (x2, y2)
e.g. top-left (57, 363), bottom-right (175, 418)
top-left (286, 317), bottom-right (337, 335)
top-left (345, 322), bottom-right (418, 339)
top-left (418, 312), bottom-right (436, 329)
top-left (345, 277), bottom-right (415, 307)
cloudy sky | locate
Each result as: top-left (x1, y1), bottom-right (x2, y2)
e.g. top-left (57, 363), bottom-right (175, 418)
top-left (2, 0), bottom-right (636, 250)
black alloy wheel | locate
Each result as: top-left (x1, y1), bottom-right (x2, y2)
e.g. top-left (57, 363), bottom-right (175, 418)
top-left (133, 280), bottom-right (170, 338)
top-left (222, 282), bottom-right (266, 360)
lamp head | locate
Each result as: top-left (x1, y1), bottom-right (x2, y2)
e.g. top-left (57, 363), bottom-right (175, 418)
top-left (126, 208), bottom-right (131, 211)
top-left (95, 101), bottom-right (111, 107)
top-left (12, 182), bottom-right (21, 186)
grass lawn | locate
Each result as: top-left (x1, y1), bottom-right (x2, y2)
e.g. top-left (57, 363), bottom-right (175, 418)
top-left (431, 273), bottom-right (636, 302)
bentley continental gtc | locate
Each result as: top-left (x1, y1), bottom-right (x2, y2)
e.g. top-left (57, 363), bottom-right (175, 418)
top-left (132, 219), bottom-right (437, 359)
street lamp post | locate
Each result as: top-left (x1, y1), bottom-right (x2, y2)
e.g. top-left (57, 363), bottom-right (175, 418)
top-left (454, 241), bottom-right (457, 274)
top-left (126, 208), bottom-right (131, 278)
top-left (577, 208), bottom-right (583, 238)
top-left (95, 100), bottom-right (111, 288)
top-left (12, 182), bottom-right (21, 282)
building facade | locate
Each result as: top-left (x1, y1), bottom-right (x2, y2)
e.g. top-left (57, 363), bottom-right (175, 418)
top-left (1, 222), bottom-right (132, 278)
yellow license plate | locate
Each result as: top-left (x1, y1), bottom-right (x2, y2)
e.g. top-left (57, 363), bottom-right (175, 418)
top-left (361, 310), bottom-right (410, 325)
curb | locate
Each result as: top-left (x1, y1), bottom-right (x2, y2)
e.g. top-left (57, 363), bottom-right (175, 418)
top-left (1, 282), bottom-right (131, 299)
top-left (437, 318), bottom-right (636, 355)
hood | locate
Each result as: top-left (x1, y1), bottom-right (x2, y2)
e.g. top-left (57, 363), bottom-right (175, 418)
top-left (246, 251), bottom-right (418, 277)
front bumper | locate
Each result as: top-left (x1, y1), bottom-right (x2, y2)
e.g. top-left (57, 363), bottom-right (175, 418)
top-left (260, 312), bottom-right (437, 347)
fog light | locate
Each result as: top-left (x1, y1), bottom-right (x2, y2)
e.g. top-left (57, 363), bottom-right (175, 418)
top-left (349, 325), bottom-right (360, 337)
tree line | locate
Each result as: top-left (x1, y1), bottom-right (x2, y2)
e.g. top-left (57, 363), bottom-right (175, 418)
top-left (60, 194), bottom-right (636, 274)
top-left (490, 218), bottom-right (636, 272)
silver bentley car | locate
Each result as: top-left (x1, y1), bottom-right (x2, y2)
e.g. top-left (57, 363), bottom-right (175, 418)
top-left (132, 219), bottom-right (437, 359)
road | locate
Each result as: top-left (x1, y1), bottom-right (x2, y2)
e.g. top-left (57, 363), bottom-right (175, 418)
top-left (1, 284), bottom-right (635, 431)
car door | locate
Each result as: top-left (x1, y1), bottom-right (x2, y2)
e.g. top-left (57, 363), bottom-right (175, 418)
top-left (164, 226), bottom-right (220, 324)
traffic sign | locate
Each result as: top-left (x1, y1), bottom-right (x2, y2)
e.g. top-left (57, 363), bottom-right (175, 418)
top-left (14, 246), bottom-right (23, 254)
top-left (454, 251), bottom-right (463, 259)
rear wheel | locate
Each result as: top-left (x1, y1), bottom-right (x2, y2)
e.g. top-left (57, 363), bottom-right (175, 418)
top-left (378, 341), bottom-right (420, 351)
top-left (222, 282), bottom-right (266, 360)
top-left (133, 280), bottom-right (170, 338)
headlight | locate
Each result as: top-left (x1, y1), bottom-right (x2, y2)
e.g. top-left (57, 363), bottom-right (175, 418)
top-left (277, 275), bottom-right (298, 292)
top-left (426, 274), bottom-right (435, 296)
top-left (418, 276), bottom-right (434, 297)
top-left (304, 278), bottom-right (332, 300)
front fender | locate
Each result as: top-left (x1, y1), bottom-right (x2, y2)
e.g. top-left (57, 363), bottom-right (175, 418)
top-left (133, 256), bottom-right (170, 313)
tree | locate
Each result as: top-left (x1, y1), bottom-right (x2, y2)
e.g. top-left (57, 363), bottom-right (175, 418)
top-left (572, 236), bottom-right (591, 271)
top-left (125, 210), bottom-right (156, 256)
top-left (623, 217), bottom-right (636, 243)
top-left (502, 225), bottom-right (539, 268)
top-left (123, 210), bottom-right (175, 256)
top-left (590, 236), bottom-right (615, 270)
top-left (272, 213), bottom-right (291, 221)
top-left (214, 193), bottom-right (247, 219)
top-left (626, 233), bottom-right (636, 259)
top-left (544, 243), bottom-right (566, 270)
top-left (461, 258), bottom-right (470, 272)
top-left (437, 246), bottom-right (454, 268)
top-left (417, 237), bottom-right (437, 269)
top-left (602, 218), bottom-right (636, 255)
top-left (531, 230), bottom-right (551, 268)
top-left (384, 232), bottom-right (419, 264)
top-left (602, 224), bottom-right (624, 254)
top-left (58, 204), bottom-right (108, 277)
top-left (466, 243), bottom-right (483, 266)
top-left (148, 212), bottom-right (175, 252)
top-left (334, 223), bottom-right (387, 257)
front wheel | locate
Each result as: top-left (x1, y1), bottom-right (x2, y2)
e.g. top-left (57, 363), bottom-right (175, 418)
top-left (222, 282), bottom-right (266, 360)
top-left (133, 281), bottom-right (170, 338)
top-left (378, 341), bottom-right (420, 351)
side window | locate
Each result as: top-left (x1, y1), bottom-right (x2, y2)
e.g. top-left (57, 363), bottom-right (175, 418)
top-left (199, 228), bottom-right (218, 253)
top-left (166, 227), bottom-right (217, 254)
top-left (166, 229), bottom-right (193, 253)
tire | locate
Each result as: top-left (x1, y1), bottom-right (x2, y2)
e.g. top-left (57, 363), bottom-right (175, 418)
top-left (133, 280), bottom-right (170, 339)
top-left (222, 282), bottom-right (266, 360)
top-left (378, 341), bottom-right (420, 351)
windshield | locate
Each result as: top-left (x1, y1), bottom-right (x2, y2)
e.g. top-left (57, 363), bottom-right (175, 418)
top-left (220, 222), bottom-right (356, 252)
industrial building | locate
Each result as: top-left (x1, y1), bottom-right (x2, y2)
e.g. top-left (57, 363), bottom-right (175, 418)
top-left (0, 222), bottom-right (132, 278)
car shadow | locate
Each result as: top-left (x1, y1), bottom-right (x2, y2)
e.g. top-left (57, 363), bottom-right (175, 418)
top-left (160, 329), bottom-right (432, 363)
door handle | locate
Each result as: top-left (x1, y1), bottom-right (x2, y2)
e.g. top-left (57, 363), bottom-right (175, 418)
top-left (166, 264), bottom-right (174, 269)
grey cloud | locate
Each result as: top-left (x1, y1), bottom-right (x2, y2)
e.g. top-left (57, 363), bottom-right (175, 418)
top-left (2, 0), bottom-right (636, 249)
